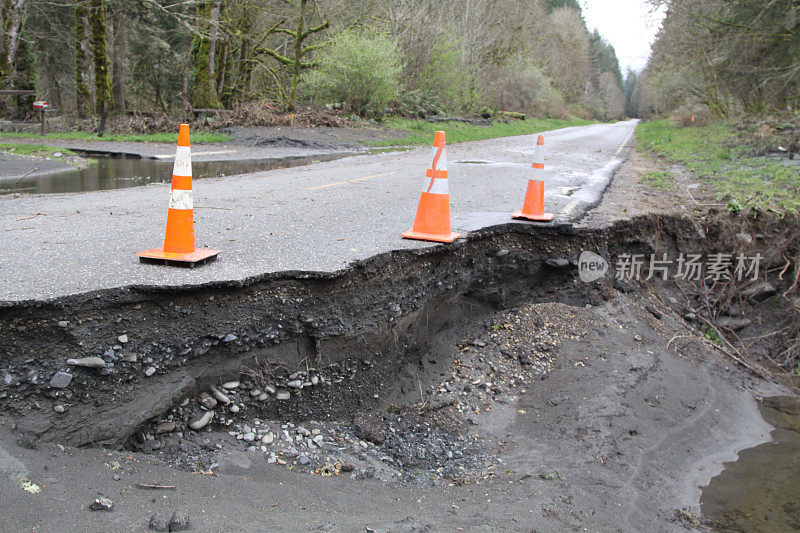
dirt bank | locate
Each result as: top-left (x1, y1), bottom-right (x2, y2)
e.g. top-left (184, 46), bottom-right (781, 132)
top-left (0, 152), bottom-right (798, 531)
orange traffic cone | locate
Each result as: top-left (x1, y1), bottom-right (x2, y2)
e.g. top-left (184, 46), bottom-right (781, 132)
top-left (512, 134), bottom-right (554, 222)
top-left (402, 131), bottom-right (461, 243)
top-left (137, 124), bottom-right (220, 267)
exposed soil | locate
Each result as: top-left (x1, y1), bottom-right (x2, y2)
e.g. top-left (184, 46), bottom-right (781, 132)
top-left (221, 125), bottom-right (407, 150)
top-left (0, 105), bottom-right (406, 148)
top-left (0, 150), bottom-right (799, 531)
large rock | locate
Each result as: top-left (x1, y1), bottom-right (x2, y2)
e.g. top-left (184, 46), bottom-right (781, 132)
top-left (352, 412), bottom-right (387, 445)
top-left (18, 368), bottom-right (196, 448)
top-left (199, 392), bottom-right (217, 409)
top-left (66, 357), bottom-right (106, 369)
top-left (48, 372), bottom-right (72, 389)
top-left (189, 410), bottom-right (214, 430)
top-left (742, 281), bottom-right (776, 302)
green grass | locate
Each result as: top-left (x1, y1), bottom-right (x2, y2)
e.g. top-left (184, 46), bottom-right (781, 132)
top-left (363, 146), bottom-right (414, 155)
top-left (700, 323), bottom-right (723, 346)
top-left (637, 120), bottom-right (800, 214)
top-left (642, 170), bottom-right (675, 190)
top-left (0, 143), bottom-right (78, 158)
top-left (374, 117), bottom-right (595, 146)
top-left (0, 131), bottom-right (231, 143)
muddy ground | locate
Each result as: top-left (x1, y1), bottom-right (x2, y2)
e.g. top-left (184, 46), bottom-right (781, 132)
top-left (0, 150), bottom-right (799, 531)
top-left (221, 125), bottom-right (407, 150)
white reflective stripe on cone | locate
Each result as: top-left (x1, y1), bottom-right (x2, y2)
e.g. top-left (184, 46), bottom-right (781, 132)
top-left (169, 189), bottom-right (193, 210)
top-left (532, 145), bottom-right (545, 166)
top-left (426, 177), bottom-right (449, 195)
top-left (429, 145), bottom-right (447, 171)
top-left (173, 146), bottom-right (192, 177)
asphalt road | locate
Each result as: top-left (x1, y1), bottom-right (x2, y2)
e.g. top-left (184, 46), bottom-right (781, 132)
top-left (0, 120), bottom-right (637, 302)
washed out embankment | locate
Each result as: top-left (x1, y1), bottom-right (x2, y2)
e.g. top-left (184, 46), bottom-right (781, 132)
top-left (1, 213), bottom-right (716, 447)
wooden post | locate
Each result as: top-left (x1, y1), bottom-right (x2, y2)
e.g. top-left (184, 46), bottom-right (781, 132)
top-left (32, 101), bottom-right (49, 135)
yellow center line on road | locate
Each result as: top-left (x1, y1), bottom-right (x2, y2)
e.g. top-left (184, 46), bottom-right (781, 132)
top-left (306, 172), bottom-right (395, 191)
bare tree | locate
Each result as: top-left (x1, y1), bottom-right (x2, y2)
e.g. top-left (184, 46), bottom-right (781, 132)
top-left (192, 0), bottom-right (222, 109)
top-left (262, 0), bottom-right (330, 110)
top-left (75, 0), bottom-right (92, 115)
top-left (91, 0), bottom-right (114, 131)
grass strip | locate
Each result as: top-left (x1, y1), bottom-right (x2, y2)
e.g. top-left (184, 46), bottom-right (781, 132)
top-left (637, 120), bottom-right (800, 214)
top-left (375, 117), bottom-right (595, 146)
top-left (0, 131), bottom-right (231, 143)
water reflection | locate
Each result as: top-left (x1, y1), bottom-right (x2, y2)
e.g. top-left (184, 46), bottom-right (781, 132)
top-left (0, 153), bottom-right (349, 195)
top-left (701, 396), bottom-right (800, 531)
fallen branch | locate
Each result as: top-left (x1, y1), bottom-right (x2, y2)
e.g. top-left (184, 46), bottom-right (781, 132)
top-left (136, 482), bottom-right (176, 490)
top-left (14, 167), bottom-right (38, 185)
top-left (696, 316), bottom-right (771, 378)
top-left (17, 212), bottom-right (45, 221)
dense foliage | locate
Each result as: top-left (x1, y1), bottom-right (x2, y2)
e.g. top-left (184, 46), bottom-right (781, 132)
top-left (0, 0), bottom-right (626, 121)
top-left (638, 0), bottom-right (799, 118)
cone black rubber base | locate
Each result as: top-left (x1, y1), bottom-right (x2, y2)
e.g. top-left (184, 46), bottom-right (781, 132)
top-left (137, 247), bottom-right (220, 268)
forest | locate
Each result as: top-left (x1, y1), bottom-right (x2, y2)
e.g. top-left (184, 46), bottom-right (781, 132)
top-left (0, 0), bottom-right (627, 126)
top-left (634, 0), bottom-right (799, 120)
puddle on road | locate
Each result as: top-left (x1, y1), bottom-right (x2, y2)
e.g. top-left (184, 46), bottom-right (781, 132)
top-left (701, 395), bottom-right (800, 531)
top-left (0, 152), bottom-right (350, 195)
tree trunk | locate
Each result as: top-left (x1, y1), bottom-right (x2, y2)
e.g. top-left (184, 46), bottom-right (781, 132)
top-left (286, 0), bottom-right (307, 111)
top-left (90, 0), bottom-right (114, 129)
top-left (1, 0), bottom-right (26, 88)
top-left (48, 50), bottom-right (63, 110)
top-left (111, 5), bottom-right (126, 114)
top-left (216, 31), bottom-right (229, 106)
top-left (192, 0), bottom-right (222, 109)
top-left (75, 0), bottom-right (92, 116)
top-left (13, 34), bottom-right (33, 113)
top-left (231, 6), bottom-right (255, 104)
top-left (233, 38), bottom-right (254, 103)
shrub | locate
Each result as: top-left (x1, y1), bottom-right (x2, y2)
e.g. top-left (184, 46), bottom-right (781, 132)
top-left (485, 52), bottom-right (565, 117)
top-left (670, 105), bottom-right (714, 127)
top-left (393, 90), bottom-right (447, 118)
top-left (415, 40), bottom-right (481, 114)
top-left (302, 30), bottom-right (401, 117)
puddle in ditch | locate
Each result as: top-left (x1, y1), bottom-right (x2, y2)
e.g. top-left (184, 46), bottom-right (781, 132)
top-left (700, 395), bottom-right (800, 531)
top-left (0, 152), bottom-right (350, 194)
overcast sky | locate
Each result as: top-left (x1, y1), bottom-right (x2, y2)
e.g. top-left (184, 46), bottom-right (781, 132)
top-left (580, 0), bottom-right (667, 74)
